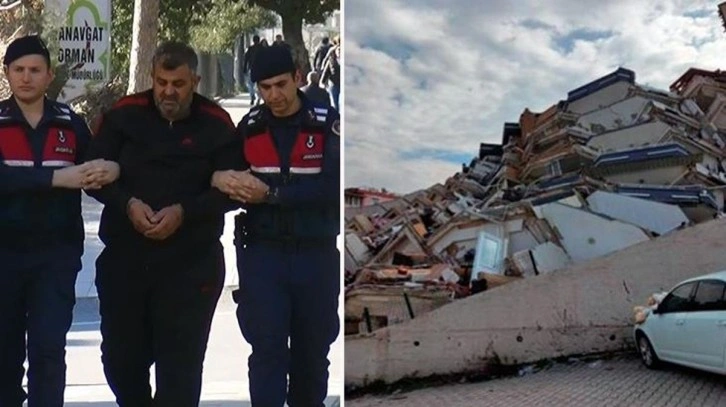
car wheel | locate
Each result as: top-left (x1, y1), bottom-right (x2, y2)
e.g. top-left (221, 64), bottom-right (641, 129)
top-left (637, 333), bottom-right (661, 369)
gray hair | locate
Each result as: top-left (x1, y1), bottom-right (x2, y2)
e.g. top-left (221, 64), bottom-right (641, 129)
top-left (152, 41), bottom-right (198, 72)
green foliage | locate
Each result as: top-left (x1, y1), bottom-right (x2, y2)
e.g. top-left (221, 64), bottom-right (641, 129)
top-left (249, 0), bottom-right (339, 23)
top-left (248, 0), bottom-right (339, 74)
top-left (110, 0), bottom-right (133, 80)
top-left (158, 0), bottom-right (201, 44)
top-left (190, 0), bottom-right (278, 53)
top-left (110, 0), bottom-right (277, 79)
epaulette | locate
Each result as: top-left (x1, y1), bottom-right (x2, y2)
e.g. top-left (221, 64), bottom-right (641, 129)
top-left (0, 100), bottom-right (12, 121)
top-left (50, 102), bottom-right (73, 122)
top-left (245, 105), bottom-right (264, 126)
top-left (311, 106), bottom-right (329, 124)
top-left (301, 105), bottom-right (330, 128)
top-left (308, 104), bottom-right (339, 136)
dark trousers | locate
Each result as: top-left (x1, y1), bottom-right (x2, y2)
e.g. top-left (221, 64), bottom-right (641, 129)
top-left (234, 240), bottom-right (340, 407)
top-left (0, 247), bottom-right (80, 407)
top-left (95, 242), bottom-right (225, 407)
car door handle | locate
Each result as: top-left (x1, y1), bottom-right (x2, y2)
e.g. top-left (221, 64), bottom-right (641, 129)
top-left (676, 319), bottom-right (685, 325)
top-left (718, 321), bottom-right (726, 327)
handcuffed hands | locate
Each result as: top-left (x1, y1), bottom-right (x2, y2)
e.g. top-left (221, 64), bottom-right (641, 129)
top-left (127, 198), bottom-right (184, 240)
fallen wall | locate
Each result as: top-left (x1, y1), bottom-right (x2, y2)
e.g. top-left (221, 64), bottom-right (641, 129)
top-left (345, 216), bottom-right (726, 387)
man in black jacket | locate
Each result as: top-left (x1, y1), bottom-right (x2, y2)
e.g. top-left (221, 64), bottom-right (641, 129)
top-left (313, 37), bottom-right (331, 72)
top-left (301, 71), bottom-right (331, 107)
top-left (320, 37), bottom-right (340, 110)
top-left (242, 34), bottom-right (263, 105)
top-left (85, 41), bottom-right (240, 407)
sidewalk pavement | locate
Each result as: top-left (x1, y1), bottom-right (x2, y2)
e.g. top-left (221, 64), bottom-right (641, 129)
top-left (58, 94), bottom-right (343, 406)
top-left (62, 289), bottom-right (342, 406)
top-left (217, 93), bottom-right (256, 124)
top-left (346, 354), bottom-right (726, 407)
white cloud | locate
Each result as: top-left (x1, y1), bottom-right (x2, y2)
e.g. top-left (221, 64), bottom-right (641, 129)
top-left (343, 0), bottom-right (726, 194)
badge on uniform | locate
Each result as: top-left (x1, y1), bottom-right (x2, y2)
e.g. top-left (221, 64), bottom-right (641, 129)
top-left (332, 120), bottom-right (340, 136)
top-left (58, 130), bottom-right (66, 143)
top-left (306, 135), bottom-right (315, 149)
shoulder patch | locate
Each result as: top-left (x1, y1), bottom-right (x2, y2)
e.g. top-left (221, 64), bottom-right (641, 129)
top-left (245, 105), bottom-right (264, 125)
top-left (52, 103), bottom-right (71, 115)
top-left (48, 103), bottom-right (72, 122)
top-left (0, 103), bottom-right (11, 119)
top-left (307, 107), bottom-right (327, 124)
top-left (331, 119), bottom-right (340, 136)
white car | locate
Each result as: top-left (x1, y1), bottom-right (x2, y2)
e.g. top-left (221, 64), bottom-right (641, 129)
top-left (634, 271), bottom-right (726, 374)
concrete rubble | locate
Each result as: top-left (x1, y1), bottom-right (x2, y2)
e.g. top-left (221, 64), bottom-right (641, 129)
top-left (345, 66), bottom-right (726, 336)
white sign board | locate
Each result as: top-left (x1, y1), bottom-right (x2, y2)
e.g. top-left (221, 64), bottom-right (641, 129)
top-left (46, 0), bottom-right (111, 102)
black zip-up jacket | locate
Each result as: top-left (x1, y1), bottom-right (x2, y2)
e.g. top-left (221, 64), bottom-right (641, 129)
top-left (85, 90), bottom-right (241, 259)
top-left (0, 97), bottom-right (91, 252)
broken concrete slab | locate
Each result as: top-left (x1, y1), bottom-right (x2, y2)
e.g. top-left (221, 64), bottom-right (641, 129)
top-left (531, 202), bottom-right (650, 262)
top-left (345, 217), bottom-right (726, 387)
top-left (530, 242), bottom-right (572, 274)
top-left (344, 64), bottom-right (726, 356)
top-left (586, 190), bottom-right (689, 235)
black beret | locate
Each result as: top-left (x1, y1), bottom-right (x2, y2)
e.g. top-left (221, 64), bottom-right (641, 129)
top-left (3, 35), bottom-right (50, 66)
top-left (250, 45), bottom-right (295, 83)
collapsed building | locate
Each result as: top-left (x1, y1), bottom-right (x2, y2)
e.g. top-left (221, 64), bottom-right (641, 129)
top-left (344, 67), bottom-right (726, 336)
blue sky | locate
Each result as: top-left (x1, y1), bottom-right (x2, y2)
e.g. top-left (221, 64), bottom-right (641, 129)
top-left (343, 0), bottom-right (726, 194)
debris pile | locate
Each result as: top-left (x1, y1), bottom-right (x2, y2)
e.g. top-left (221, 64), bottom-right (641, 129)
top-left (633, 291), bottom-right (668, 324)
top-left (345, 67), bottom-right (726, 335)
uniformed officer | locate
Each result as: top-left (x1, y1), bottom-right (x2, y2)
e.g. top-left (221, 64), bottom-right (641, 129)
top-left (0, 35), bottom-right (119, 407)
top-left (84, 42), bottom-right (239, 406)
top-left (212, 45), bottom-right (341, 407)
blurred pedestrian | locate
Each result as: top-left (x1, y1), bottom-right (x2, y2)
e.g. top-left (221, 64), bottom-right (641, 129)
top-left (301, 70), bottom-right (331, 107)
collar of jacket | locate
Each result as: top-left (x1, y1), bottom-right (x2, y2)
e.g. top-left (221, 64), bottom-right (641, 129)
top-left (1, 95), bottom-right (62, 123)
top-left (139, 89), bottom-right (207, 122)
top-left (255, 90), bottom-right (327, 128)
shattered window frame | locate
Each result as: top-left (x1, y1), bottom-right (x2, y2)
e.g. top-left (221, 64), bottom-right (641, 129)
top-left (472, 231), bottom-right (507, 280)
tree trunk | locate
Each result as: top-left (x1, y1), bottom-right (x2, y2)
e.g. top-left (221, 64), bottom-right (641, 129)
top-left (281, 14), bottom-right (311, 83)
top-left (20, 0), bottom-right (42, 35)
top-left (127, 0), bottom-right (159, 94)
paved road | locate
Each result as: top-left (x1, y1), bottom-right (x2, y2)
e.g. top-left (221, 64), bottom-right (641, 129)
top-left (346, 354), bottom-right (726, 407)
